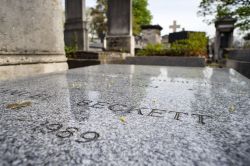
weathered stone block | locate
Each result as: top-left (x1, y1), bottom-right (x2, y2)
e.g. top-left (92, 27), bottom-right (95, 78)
top-left (0, 0), bottom-right (68, 78)
top-left (106, 0), bottom-right (134, 55)
top-left (106, 36), bottom-right (134, 53)
top-left (107, 0), bottom-right (131, 36)
top-left (64, 0), bottom-right (88, 51)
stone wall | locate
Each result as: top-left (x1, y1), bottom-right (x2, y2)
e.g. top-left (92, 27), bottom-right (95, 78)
top-left (141, 29), bottom-right (162, 46)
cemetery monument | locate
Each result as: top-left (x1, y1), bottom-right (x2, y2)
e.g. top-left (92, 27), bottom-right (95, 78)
top-left (141, 25), bottom-right (163, 47)
top-left (0, 0), bottom-right (68, 80)
top-left (0, 1), bottom-right (250, 165)
top-left (106, 0), bottom-right (135, 55)
top-left (64, 0), bottom-right (89, 51)
top-left (0, 65), bottom-right (250, 165)
top-left (214, 17), bottom-right (237, 61)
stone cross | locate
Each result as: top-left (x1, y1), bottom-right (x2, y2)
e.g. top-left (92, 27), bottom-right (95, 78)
top-left (169, 20), bottom-right (181, 32)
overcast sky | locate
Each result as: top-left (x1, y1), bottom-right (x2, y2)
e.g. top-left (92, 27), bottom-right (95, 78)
top-left (62, 0), bottom-right (215, 37)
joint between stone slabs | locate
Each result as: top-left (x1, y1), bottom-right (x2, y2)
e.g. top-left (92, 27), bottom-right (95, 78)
top-left (0, 61), bottom-right (67, 66)
top-left (0, 52), bottom-right (65, 55)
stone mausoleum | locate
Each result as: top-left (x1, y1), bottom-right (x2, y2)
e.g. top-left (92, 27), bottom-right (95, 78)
top-left (141, 25), bottom-right (163, 47)
top-left (214, 17), bottom-right (237, 61)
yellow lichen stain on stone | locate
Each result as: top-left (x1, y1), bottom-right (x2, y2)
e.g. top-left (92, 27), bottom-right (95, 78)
top-left (229, 105), bottom-right (236, 113)
top-left (119, 116), bottom-right (126, 123)
top-left (6, 101), bottom-right (32, 110)
top-left (152, 98), bottom-right (157, 104)
top-left (67, 82), bottom-right (86, 89)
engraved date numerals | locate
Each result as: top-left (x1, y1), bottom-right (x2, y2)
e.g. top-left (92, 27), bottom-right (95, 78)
top-left (32, 121), bottom-right (100, 144)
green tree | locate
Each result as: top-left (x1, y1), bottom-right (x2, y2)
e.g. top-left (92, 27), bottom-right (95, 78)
top-left (132, 0), bottom-right (152, 35)
top-left (171, 32), bottom-right (208, 57)
top-left (90, 0), bottom-right (152, 39)
top-left (90, 0), bottom-right (107, 43)
top-left (198, 0), bottom-right (250, 32)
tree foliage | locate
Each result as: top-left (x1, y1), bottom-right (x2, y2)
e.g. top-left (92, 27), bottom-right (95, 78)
top-left (243, 33), bottom-right (250, 40)
top-left (171, 32), bottom-right (208, 57)
top-left (132, 0), bottom-right (152, 35)
top-left (198, 0), bottom-right (250, 32)
top-left (90, 0), bottom-right (107, 42)
top-left (90, 0), bottom-right (152, 39)
top-left (137, 33), bottom-right (208, 57)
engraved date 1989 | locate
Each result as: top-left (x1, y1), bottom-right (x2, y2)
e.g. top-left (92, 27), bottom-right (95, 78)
top-left (32, 121), bottom-right (100, 144)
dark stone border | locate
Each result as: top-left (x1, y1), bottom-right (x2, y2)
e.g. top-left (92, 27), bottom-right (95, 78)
top-left (67, 59), bottom-right (100, 69)
top-left (125, 56), bottom-right (206, 67)
top-left (227, 49), bottom-right (250, 62)
top-left (226, 60), bottom-right (250, 79)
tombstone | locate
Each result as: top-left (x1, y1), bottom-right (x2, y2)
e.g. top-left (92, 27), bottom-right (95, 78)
top-left (134, 36), bottom-right (143, 49)
top-left (214, 17), bottom-right (237, 61)
top-left (64, 0), bottom-right (89, 51)
top-left (141, 25), bottom-right (163, 47)
top-left (0, 0), bottom-right (68, 80)
top-left (106, 0), bottom-right (134, 55)
top-left (0, 64), bottom-right (250, 165)
top-left (161, 34), bottom-right (170, 48)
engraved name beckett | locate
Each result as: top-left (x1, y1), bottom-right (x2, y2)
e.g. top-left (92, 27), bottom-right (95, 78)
top-left (77, 99), bottom-right (212, 125)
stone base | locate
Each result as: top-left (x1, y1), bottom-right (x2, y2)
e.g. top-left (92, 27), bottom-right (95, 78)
top-left (106, 36), bottom-right (135, 55)
top-left (67, 51), bottom-right (131, 69)
top-left (98, 51), bottom-right (131, 64)
top-left (0, 62), bottom-right (68, 81)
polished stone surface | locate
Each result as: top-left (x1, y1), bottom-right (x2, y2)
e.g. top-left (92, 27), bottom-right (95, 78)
top-left (0, 65), bottom-right (250, 165)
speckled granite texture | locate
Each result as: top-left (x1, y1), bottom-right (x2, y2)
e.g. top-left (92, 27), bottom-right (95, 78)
top-left (0, 65), bottom-right (250, 166)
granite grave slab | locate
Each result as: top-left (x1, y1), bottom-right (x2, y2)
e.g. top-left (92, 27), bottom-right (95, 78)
top-left (0, 65), bottom-right (250, 165)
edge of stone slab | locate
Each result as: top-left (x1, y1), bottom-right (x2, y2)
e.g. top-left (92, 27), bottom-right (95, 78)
top-left (0, 62), bottom-right (68, 81)
top-left (98, 52), bottom-right (132, 60)
top-left (0, 54), bottom-right (67, 66)
top-left (68, 51), bottom-right (133, 60)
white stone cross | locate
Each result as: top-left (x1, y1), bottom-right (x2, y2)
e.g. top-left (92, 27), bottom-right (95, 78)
top-left (169, 20), bottom-right (181, 32)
